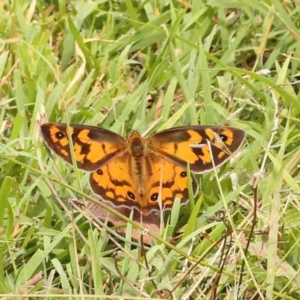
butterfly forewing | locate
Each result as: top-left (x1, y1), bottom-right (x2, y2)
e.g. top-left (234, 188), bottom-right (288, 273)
top-left (149, 126), bottom-right (245, 173)
top-left (41, 123), bottom-right (127, 171)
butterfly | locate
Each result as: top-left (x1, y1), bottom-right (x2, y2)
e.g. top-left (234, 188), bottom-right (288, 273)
top-left (41, 123), bottom-right (245, 215)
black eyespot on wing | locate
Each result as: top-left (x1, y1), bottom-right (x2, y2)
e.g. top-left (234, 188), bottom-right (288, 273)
top-left (180, 171), bottom-right (187, 177)
top-left (97, 169), bottom-right (103, 175)
top-left (55, 131), bottom-right (65, 139)
top-left (127, 191), bottom-right (135, 200)
top-left (220, 134), bottom-right (228, 142)
top-left (150, 193), bottom-right (159, 202)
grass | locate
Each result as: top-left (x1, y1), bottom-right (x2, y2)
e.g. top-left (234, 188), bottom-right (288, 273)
top-left (1, 0), bottom-right (300, 299)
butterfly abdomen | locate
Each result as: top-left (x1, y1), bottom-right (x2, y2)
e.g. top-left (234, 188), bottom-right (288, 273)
top-left (127, 153), bottom-right (155, 212)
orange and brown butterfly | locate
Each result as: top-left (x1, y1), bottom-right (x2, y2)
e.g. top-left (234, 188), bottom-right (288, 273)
top-left (40, 123), bottom-right (245, 215)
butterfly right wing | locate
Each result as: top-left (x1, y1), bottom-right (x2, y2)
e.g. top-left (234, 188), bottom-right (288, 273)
top-left (41, 123), bottom-right (127, 171)
top-left (149, 126), bottom-right (245, 173)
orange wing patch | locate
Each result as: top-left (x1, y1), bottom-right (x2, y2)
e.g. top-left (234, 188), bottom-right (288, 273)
top-left (154, 130), bottom-right (203, 165)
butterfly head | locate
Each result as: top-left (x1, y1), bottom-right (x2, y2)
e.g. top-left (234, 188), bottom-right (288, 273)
top-left (128, 131), bottom-right (146, 157)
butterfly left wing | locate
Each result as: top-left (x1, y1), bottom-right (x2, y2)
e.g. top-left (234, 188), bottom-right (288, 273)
top-left (148, 126), bottom-right (245, 174)
top-left (89, 152), bottom-right (141, 210)
top-left (41, 123), bottom-right (127, 171)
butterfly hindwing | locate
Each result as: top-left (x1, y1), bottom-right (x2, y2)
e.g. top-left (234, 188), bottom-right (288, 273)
top-left (144, 155), bottom-right (198, 213)
top-left (89, 152), bottom-right (137, 208)
top-left (89, 152), bottom-right (198, 215)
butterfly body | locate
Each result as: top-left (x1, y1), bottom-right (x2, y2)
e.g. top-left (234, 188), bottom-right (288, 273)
top-left (41, 123), bottom-right (245, 215)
